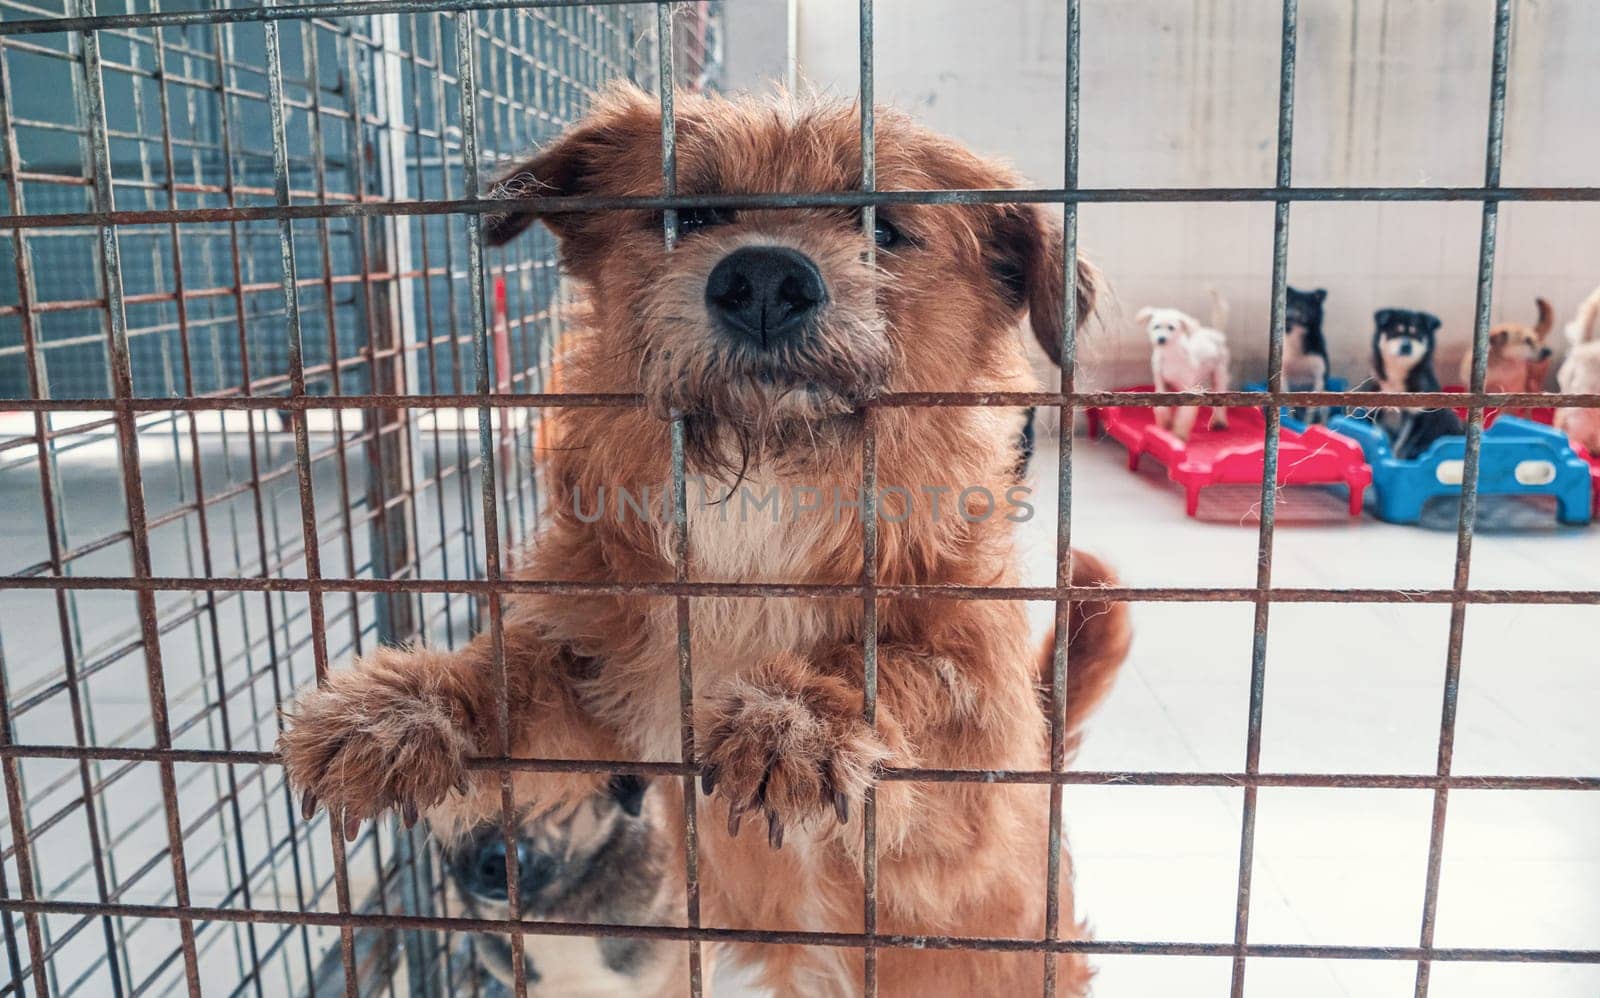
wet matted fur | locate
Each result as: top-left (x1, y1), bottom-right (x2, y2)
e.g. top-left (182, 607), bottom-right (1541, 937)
top-left (280, 86), bottom-right (1131, 997)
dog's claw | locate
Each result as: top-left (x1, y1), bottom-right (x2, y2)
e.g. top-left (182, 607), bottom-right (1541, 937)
top-left (402, 802), bottom-right (419, 830)
top-left (727, 807), bottom-right (742, 838)
top-left (300, 790), bottom-right (317, 821)
top-left (767, 811), bottom-right (784, 850)
top-left (342, 815), bottom-right (361, 842)
top-left (455, 774), bottom-right (472, 797)
top-left (834, 792), bottom-right (849, 825)
top-left (701, 766), bottom-right (718, 796)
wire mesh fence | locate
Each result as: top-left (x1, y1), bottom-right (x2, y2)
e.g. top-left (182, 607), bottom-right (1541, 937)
top-left (0, 2), bottom-right (720, 994)
top-left (0, 1), bottom-right (1595, 998)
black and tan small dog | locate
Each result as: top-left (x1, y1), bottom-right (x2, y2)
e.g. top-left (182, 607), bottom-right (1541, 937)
top-left (446, 776), bottom-right (688, 995)
top-left (1284, 286), bottom-right (1331, 423)
top-left (1357, 308), bottom-right (1464, 461)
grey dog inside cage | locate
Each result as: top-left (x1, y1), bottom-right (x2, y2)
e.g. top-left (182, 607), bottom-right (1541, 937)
top-left (0, 4), bottom-right (719, 994)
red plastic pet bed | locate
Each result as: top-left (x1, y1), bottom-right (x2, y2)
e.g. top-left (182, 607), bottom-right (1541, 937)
top-left (1086, 386), bottom-right (1372, 517)
top-left (1442, 384), bottom-right (1555, 427)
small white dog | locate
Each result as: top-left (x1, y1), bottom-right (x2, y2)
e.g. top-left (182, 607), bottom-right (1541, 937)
top-left (1139, 290), bottom-right (1233, 440)
top-left (1556, 284), bottom-right (1600, 453)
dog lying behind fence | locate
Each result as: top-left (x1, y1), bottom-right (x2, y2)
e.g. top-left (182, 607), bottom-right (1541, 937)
top-left (280, 85), bottom-right (1131, 997)
top-left (446, 776), bottom-right (690, 996)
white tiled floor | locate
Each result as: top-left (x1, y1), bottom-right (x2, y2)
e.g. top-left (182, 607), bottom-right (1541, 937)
top-left (998, 432), bottom-right (1600, 998)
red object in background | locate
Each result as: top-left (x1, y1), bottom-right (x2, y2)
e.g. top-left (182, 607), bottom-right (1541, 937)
top-left (493, 275), bottom-right (511, 393)
top-left (1441, 384), bottom-right (1555, 427)
top-left (1086, 386), bottom-right (1373, 518)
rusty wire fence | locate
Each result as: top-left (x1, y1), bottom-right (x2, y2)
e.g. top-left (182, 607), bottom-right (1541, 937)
top-left (0, 2), bottom-right (719, 994)
top-left (0, 1), bottom-right (1595, 997)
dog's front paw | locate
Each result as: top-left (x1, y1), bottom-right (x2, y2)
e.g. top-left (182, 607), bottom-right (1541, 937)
top-left (278, 647), bottom-right (475, 839)
top-left (699, 671), bottom-right (888, 849)
top-left (1208, 411), bottom-right (1229, 430)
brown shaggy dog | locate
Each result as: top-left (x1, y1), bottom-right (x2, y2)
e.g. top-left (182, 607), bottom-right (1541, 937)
top-left (279, 86), bottom-right (1130, 997)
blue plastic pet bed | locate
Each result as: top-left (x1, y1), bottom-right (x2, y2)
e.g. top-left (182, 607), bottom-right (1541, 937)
top-left (1324, 413), bottom-right (1594, 526)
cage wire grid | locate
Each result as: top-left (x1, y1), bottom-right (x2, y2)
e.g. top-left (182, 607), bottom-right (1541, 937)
top-left (0, 1), bottom-right (1593, 997)
top-left (0, 2), bottom-right (716, 995)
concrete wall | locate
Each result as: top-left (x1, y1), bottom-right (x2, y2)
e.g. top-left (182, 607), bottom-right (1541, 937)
top-left (782, 0), bottom-right (1600, 389)
top-left (720, 0), bottom-right (797, 93)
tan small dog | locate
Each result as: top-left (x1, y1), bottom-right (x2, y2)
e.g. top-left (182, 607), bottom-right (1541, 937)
top-left (1461, 296), bottom-right (1554, 392)
top-left (278, 87), bottom-right (1130, 996)
top-left (1556, 285), bottom-right (1600, 453)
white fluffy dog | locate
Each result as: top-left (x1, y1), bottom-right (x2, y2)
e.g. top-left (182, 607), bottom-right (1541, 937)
top-left (1556, 284), bottom-right (1600, 453)
top-left (1139, 290), bottom-right (1233, 440)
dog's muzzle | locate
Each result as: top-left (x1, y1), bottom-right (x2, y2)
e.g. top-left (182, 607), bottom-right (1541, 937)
top-left (705, 245), bottom-right (827, 350)
top-left (451, 826), bottom-right (556, 902)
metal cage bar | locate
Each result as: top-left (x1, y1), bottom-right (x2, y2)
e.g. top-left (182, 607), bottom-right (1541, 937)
top-left (78, 7), bottom-right (205, 991)
top-left (1042, 0), bottom-right (1082, 994)
top-left (1413, 3), bottom-right (1515, 997)
top-left (455, 11), bottom-right (530, 998)
top-left (654, 5), bottom-right (707, 995)
top-left (855, 2), bottom-right (880, 995)
top-left (1227, 2), bottom-right (1298, 995)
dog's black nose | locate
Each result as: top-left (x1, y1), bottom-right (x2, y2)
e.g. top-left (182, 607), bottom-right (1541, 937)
top-left (705, 246), bottom-right (826, 347)
top-left (459, 835), bottom-right (554, 901)
top-left (1154, 334), bottom-right (1168, 346)
top-left (1397, 340), bottom-right (1414, 356)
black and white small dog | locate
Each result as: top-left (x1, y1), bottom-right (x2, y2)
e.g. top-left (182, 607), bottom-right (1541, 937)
top-left (446, 777), bottom-right (686, 996)
top-left (1357, 308), bottom-right (1464, 461)
top-left (1284, 287), bottom-right (1331, 423)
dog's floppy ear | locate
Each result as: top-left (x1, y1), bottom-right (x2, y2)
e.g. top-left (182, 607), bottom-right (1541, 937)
top-left (1490, 327), bottom-right (1510, 345)
top-left (1374, 309), bottom-right (1396, 329)
top-left (482, 86), bottom-right (659, 247)
top-left (1135, 307), bottom-right (1155, 326)
top-left (1311, 288), bottom-right (1327, 304)
top-left (1420, 312), bottom-right (1442, 336)
top-left (988, 204), bottom-right (1099, 365)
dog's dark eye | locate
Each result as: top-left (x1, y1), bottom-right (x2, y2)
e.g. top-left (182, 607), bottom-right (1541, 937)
top-left (673, 206), bottom-right (732, 237)
top-left (872, 215), bottom-right (903, 249)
